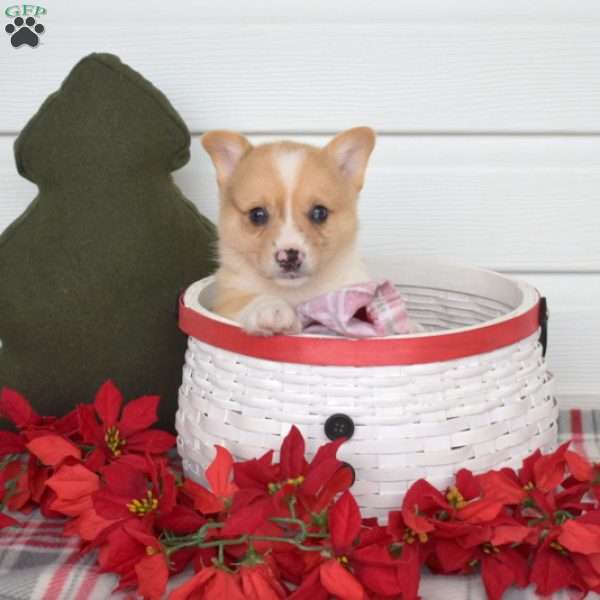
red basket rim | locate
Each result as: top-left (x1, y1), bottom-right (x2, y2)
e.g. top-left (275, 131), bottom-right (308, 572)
top-left (178, 293), bottom-right (542, 367)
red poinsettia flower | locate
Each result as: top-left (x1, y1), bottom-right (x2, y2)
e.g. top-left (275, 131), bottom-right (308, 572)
top-left (292, 491), bottom-right (398, 600)
top-left (225, 426), bottom-right (351, 536)
top-left (97, 518), bottom-right (169, 594)
top-left (93, 456), bottom-right (176, 525)
top-left (380, 508), bottom-right (431, 600)
top-left (431, 514), bottom-right (532, 600)
top-left (46, 462), bottom-right (117, 541)
top-left (77, 380), bottom-right (175, 464)
top-left (478, 442), bottom-right (573, 506)
top-left (129, 525), bottom-right (170, 600)
top-left (443, 469), bottom-right (505, 525)
top-left (0, 387), bottom-right (80, 443)
top-left (529, 511), bottom-right (600, 595)
top-left (401, 478), bottom-right (448, 535)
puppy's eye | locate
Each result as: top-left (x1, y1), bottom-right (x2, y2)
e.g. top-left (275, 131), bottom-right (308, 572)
top-left (249, 207), bottom-right (269, 225)
top-left (309, 205), bottom-right (329, 224)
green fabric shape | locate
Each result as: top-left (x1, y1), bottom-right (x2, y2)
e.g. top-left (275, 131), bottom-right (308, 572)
top-left (0, 53), bottom-right (217, 429)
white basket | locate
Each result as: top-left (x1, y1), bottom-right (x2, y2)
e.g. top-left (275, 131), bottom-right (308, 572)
top-left (176, 258), bottom-right (557, 520)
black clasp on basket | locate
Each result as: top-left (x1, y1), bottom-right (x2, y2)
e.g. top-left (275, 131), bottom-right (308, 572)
top-left (539, 297), bottom-right (549, 357)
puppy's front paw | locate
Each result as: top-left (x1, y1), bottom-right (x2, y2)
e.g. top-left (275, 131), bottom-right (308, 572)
top-left (239, 296), bottom-right (302, 336)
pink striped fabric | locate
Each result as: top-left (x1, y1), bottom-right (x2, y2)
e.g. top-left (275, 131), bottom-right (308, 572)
top-left (296, 280), bottom-right (421, 337)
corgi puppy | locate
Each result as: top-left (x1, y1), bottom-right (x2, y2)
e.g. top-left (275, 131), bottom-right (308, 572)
top-left (201, 127), bottom-right (375, 335)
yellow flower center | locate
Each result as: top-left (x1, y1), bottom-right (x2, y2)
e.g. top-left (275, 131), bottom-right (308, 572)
top-left (403, 529), bottom-right (428, 544)
top-left (523, 482), bottom-right (534, 491)
top-left (127, 490), bottom-right (159, 516)
top-left (446, 485), bottom-right (467, 509)
top-left (105, 426), bottom-right (126, 457)
top-left (267, 475), bottom-right (305, 495)
top-left (338, 555), bottom-right (349, 565)
top-left (146, 545), bottom-right (158, 556)
top-left (482, 543), bottom-right (500, 555)
top-left (550, 541), bottom-right (568, 555)
top-left (286, 475), bottom-right (305, 487)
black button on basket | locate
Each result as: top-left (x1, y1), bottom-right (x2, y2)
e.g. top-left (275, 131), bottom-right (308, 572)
top-left (324, 413), bottom-right (355, 441)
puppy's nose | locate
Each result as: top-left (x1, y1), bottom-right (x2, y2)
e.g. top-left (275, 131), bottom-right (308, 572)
top-left (275, 248), bottom-right (304, 271)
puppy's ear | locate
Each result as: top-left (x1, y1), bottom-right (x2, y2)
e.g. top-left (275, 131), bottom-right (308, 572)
top-left (323, 127), bottom-right (376, 191)
top-left (201, 130), bottom-right (252, 186)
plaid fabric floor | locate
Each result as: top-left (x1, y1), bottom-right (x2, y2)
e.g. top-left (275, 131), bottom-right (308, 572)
top-left (0, 409), bottom-right (597, 600)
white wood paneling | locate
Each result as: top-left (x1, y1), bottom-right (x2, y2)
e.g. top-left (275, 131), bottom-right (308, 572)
top-left (1, 1), bottom-right (600, 133)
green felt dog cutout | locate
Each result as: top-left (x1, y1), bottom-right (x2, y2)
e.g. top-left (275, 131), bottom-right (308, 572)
top-left (0, 53), bottom-right (217, 429)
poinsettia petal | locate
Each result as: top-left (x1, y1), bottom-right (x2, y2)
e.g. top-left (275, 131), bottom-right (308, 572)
top-left (435, 538), bottom-right (474, 572)
top-left (46, 464), bottom-right (100, 516)
top-left (320, 559), bottom-right (365, 600)
top-left (54, 408), bottom-right (81, 438)
top-left (477, 470), bottom-right (526, 504)
top-left (182, 479), bottom-right (224, 514)
top-left (77, 404), bottom-right (103, 446)
top-left (329, 490), bottom-right (361, 553)
top-left (457, 498), bottom-right (503, 524)
top-left (455, 468), bottom-right (480, 500)
top-left (0, 388), bottom-right (39, 428)
top-left (241, 567), bottom-right (285, 600)
top-left (119, 395), bottom-right (160, 437)
top-left (481, 553), bottom-right (525, 600)
top-left (303, 457), bottom-right (343, 497)
top-left (222, 496), bottom-right (277, 536)
top-left (533, 441), bottom-right (569, 492)
top-left (559, 519), bottom-right (600, 554)
top-left (233, 451), bottom-right (277, 489)
top-left (66, 507), bottom-right (116, 541)
top-left (530, 545), bottom-right (582, 596)
top-left (156, 504), bottom-right (205, 535)
top-left (402, 479), bottom-right (447, 534)
top-left (279, 425), bottom-right (307, 480)
top-left (490, 523), bottom-right (532, 546)
top-left (312, 465), bottom-right (354, 513)
top-left (206, 445), bottom-right (237, 498)
top-left (310, 437), bottom-right (346, 468)
top-left (102, 460), bottom-right (148, 498)
top-left (0, 431), bottom-right (25, 456)
top-left (205, 569), bottom-right (246, 600)
top-left (125, 429), bottom-right (176, 454)
top-left (351, 552), bottom-right (403, 597)
top-left (288, 567), bottom-right (329, 600)
top-left (565, 450), bottom-right (594, 482)
top-left (135, 553), bottom-right (169, 600)
top-left (93, 488), bottom-right (137, 520)
top-left (0, 513), bottom-right (20, 529)
top-left (94, 380), bottom-right (123, 428)
top-left (168, 567), bottom-right (217, 600)
top-left (26, 435), bottom-right (81, 466)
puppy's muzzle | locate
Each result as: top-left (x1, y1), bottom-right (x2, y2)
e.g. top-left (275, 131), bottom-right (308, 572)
top-left (275, 248), bottom-right (305, 273)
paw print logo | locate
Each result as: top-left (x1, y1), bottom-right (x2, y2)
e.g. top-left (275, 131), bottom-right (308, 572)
top-left (5, 16), bottom-right (45, 48)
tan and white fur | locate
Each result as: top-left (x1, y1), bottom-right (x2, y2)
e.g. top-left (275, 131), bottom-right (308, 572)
top-left (201, 127), bottom-right (376, 335)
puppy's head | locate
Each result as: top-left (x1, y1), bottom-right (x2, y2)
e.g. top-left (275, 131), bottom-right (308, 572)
top-left (202, 127), bottom-right (375, 287)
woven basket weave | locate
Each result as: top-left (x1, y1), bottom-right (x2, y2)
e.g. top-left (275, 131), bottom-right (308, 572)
top-left (176, 259), bottom-right (557, 520)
